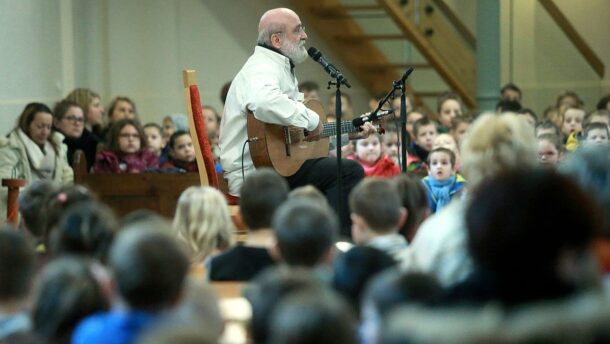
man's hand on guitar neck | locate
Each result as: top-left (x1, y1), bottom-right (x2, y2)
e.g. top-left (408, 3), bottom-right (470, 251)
top-left (349, 122), bottom-right (377, 140)
top-left (304, 121), bottom-right (323, 142)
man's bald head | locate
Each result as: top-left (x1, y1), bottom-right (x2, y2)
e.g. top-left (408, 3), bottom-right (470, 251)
top-left (257, 8), bottom-right (308, 63)
top-left (258, 8), bottom-right (297, 33)
top-left (257, 8), bottom-right (300, 47)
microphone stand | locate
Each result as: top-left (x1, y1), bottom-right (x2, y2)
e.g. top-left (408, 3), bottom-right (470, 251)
top-left (370, 67), bottom-right (413, 173)
top-left (328, 77), bottom-right (347, 230)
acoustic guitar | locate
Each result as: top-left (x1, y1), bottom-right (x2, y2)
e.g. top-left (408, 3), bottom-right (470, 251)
top-left (246, 99), bottom-right (390, 176)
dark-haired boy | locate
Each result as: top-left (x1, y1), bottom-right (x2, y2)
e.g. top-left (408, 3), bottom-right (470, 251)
top-left (208, 168), bottom-right (289, 281)
top-left (0, 227), bottom-right (35, 340)
top-left (349, 179), bottom-right (408, 263)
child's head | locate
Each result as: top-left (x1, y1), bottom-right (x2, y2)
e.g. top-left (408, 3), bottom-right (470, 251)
top-left (173, 186), bottom-right (234, 263)
top-left (556, 90), bottom-right (583, 110)
top-left (597, 94), bottom-right (610, 111)
top-left (584, 109), bottom-right (610, 130)
top-left (32, 257), bottom-right (109, 343)
top-left (355, 134), bottom-right (382, 165)
top-left (495, 99), bottom-right (522, 114)
top-left (110, 224), bottom-right (189, 311)
top-left (537, 134), bottom-right (562, 168)
top-left (561, 106), bottom-right (586, 136)
top-left (143, 123), bottom-right (163, 155)
top-left (0, 228), bottom-right (36, 304)
top-left (427, 148), bottom-right (456, 181)
top-left (583, 122), bottom-right (610, 147)
top-left (50, 201), bottom-right (117, 264)
top-left (168, 131), bottom-right (195, 163)
top-left (202, 106), bottom-right (221, 136)
top-left (240, 168), bottom-right (289, 230)
top-left (406, 111), bottom-right (425, 139)
top-left (349, 178), bottom-right (404, 243)
top-left (437, 92), bottom-right (463, 129)
top-left (162, 114), bottom-right (188, 142)
top-left (392, 175), bottom-right (429, 242)
top-left (543, 106), bottom-right (563, 130)
top-left (535, 120), bottom-right (561, 138)
top-left (107, 119), bottom-right (146, 155)
top-left (381, 130), bottom-right (399, 161)
top-left (328, 93), bottom-right (353, 118)
top-left (65, 88), bottom-right (103, 127)
top-left (432, 134), bottom-right (458, 154)
top-left (107, 96), bottom-right (137, 123)
top-left (517, 108), bottom-right (537, 126)
top-left (450, 116), bottom-right (472, 147)
top-left (272, 199), bottom-right (337, 267)
top-left (413, 118), bottom-right (438, 151)
top-left (500, 83), bottom-right (522, 102)
top-left (19, 180), bottom-right (60, 239)
top-left (289, 185), bottom-right (328, 206)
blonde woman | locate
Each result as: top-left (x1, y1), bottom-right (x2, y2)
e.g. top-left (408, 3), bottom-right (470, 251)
top-left (172, 186), bottom-right (234, 269)
top-left (402, 113), bottom-right (538, 286)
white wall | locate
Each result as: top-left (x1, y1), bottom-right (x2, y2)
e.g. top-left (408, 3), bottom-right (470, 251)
top-left (1, 0), bottom-right (608, 135)
top-left (0, 0), bottom-right (371, 136)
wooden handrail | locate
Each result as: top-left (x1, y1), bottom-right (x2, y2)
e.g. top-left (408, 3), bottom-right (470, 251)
top-left (431, 0), bottom-right (476, 49)
top-left (538, 0), bottom-right (604, 77)
top-left (378, 0), bottom-right (476, 108)
top-left (333, 34), bottom-right (406, 42)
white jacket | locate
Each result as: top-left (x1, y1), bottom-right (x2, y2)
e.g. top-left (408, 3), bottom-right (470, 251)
top-left (0, 129), bottom-right (73, 220)
top-left (219, 46), bottom-right (320, 196)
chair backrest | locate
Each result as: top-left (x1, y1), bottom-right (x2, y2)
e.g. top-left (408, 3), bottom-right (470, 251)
top-left (183, 69), bottom-right (219, 188)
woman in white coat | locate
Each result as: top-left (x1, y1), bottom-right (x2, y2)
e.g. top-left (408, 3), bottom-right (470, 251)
top-left (0, 103), bottom-right (73, 220)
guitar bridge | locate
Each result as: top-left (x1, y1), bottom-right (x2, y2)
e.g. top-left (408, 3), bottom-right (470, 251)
top-left (283, 127), bottom-right (291, 156)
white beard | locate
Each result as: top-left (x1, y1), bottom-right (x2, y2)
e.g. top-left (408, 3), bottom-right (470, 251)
top-left (281, 39), bottom-right (308, 64)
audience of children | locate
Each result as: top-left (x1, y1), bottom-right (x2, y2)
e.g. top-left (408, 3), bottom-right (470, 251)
top-left (436, 92), bottom-right (464, 133)
top-left (350, 133), bottom-right (400, 178)
top-left (92, 119), bottom-right (159, 173)
top-left (349, 178), bottom-right (408, 263)
top-left (142, 123), bottom-right (163, 157)
top-left (207, 168), bottom-right (287, 281)
top-left (160, 131), bottom-right (198, 172)
top-left (537, 133), bottom-right (563, 168)
top-left (421, 147), bottom-right (466, 213)
top-left (393, 174), bottom-right (429, 243)
top-left (407, 117), bottom-right (438, 173)
top-left (2, 82), bottom-right (610, 344)
top-left (582, 122), bottom-right (610, 147)
top-left (405, 112), bottom-right (538, 286)
top-left (172, 186), bottom-right (234, 269)
top-left (450, 115), bottom-right (472, 148)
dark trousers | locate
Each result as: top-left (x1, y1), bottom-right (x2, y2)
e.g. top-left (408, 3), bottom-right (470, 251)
top-left (286, 157), bottom-right (365, 238)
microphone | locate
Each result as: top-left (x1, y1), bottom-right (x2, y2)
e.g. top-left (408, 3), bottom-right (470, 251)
top-left (398, 66), bottom-right (414, 84)
top-left (307, 47), bottom-right (351, 88)
top-left (352, 109), bottom-right (394, 128)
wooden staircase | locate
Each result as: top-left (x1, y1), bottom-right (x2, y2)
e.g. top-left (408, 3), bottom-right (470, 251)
top-left (292, 0), bottom-right (477, 110)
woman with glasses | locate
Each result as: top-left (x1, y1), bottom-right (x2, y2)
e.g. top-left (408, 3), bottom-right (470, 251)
top-left (53, 100), bottom-right (100, 170)
top-left (91, 119), bottom-right (158, 173)
top-left (0, 102), bottom-right (74, 218)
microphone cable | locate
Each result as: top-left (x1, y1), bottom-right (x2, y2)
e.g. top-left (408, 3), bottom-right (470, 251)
top-left (241, 139), bottom-right (251, 181)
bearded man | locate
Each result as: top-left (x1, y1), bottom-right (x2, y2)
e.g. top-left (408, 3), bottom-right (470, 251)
top-left (219, 8), bottom-right (373, 237)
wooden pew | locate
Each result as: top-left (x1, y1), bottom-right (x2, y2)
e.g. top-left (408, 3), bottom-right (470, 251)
top-left (73, 151), bottom-right (201, 218)
top-left (73, 151), bottom-right (246, 231)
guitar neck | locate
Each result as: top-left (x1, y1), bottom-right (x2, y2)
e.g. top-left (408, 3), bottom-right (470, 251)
top-left (321, 120), bottom-right (360, 138)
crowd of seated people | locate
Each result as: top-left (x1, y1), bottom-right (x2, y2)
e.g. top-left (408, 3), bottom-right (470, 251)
top-left (0, 81), bottom-right (609, 343)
